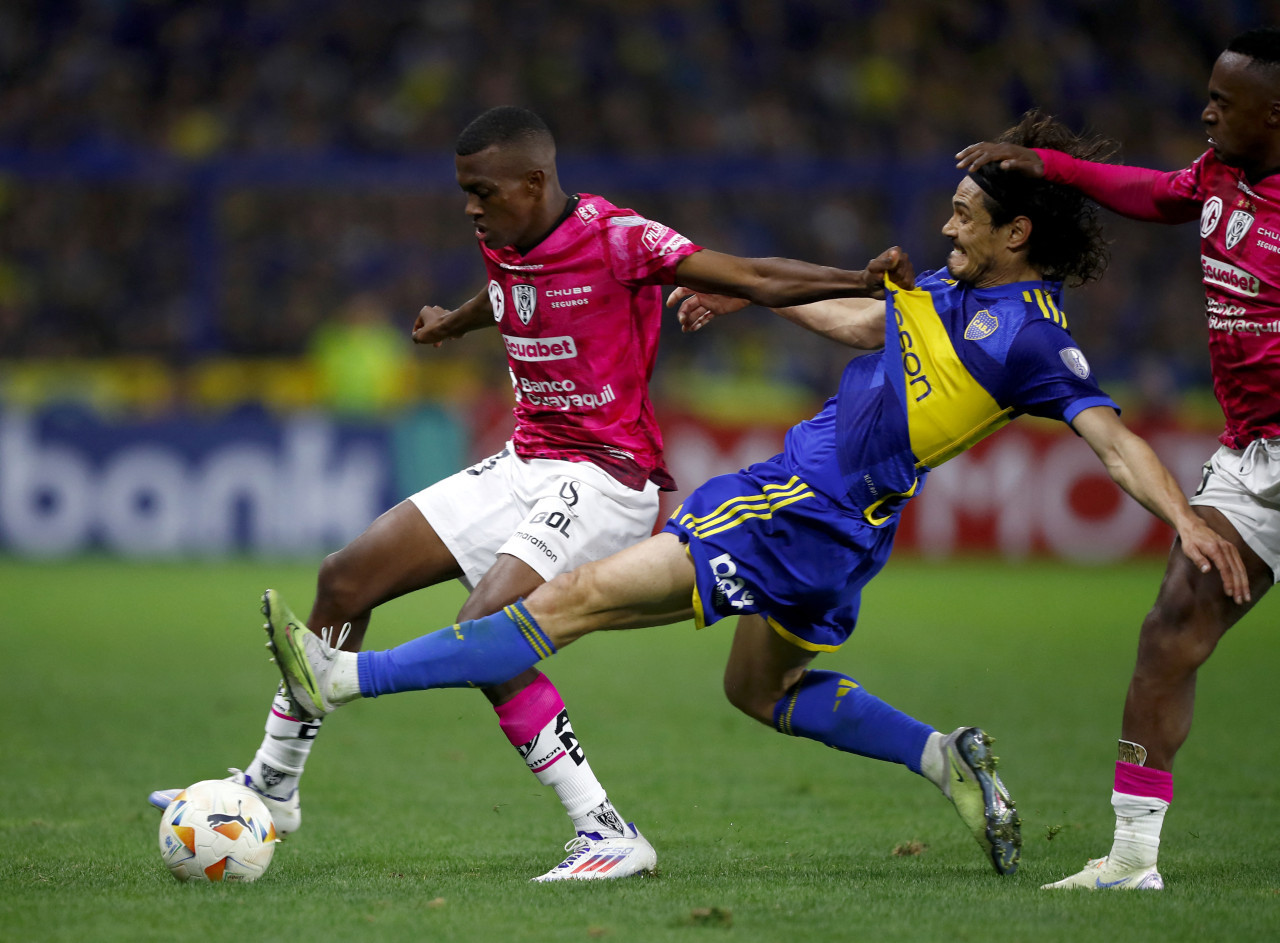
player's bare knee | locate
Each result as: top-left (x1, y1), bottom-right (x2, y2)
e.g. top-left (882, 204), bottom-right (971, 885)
top-left (314, 550), bottom-right (357, 612)
top-left (722, 670), bottom-right (777, 725)
top-left (1137, 598), bottom-right (1220, 673)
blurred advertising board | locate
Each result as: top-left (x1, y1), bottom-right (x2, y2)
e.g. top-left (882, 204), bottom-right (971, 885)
top-left (0, 406), bottom-right (462, 557)
top-left (1, 401), bottom-right (1219, 561)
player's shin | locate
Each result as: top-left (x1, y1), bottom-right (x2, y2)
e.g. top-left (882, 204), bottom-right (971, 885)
top-left (495, 672), bottom-right (628, 837)
top-left (358, 602), bottom-right (556, 697)
top-left (247, 684), bottom-right (322, 799)
top-left (773, 669), bottom-right (934, 769)
top-left (1107, 742), bottom-right (1170, 870)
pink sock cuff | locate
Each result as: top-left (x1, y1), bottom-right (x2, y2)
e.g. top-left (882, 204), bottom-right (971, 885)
top-left (494, 672), bottom-right (564, 746)
top-left (1114, 761), bottom-right (1173, 803)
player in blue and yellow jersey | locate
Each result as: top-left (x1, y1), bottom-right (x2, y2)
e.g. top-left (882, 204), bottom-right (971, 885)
top-left (261, 113), bottom-right (1249, 879)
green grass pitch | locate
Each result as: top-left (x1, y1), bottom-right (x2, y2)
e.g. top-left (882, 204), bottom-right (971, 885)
top-left (1, 556), bottom-right (1276, 942)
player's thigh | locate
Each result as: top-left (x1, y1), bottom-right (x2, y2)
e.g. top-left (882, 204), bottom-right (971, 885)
top-left (319, 499), bottom-right (462, 609)
top-left (1188, 442), bottom-right (1280, 590)
top-left (527, 532), bottom-right (697, 644)
top-left (724, 613), bottom-right (817, 722)
top-left (494, 456), bottom-right (661, 583)
top-left (408, 445), bottom-right (532, 590)
top-left (1143, 505), bottom-right (1272, 668)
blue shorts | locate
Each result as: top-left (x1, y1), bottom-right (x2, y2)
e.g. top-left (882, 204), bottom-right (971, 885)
top-left (662, 455), bottom-right (899, 651)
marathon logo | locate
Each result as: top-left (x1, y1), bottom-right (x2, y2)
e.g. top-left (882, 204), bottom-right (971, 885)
top-left (503, 334), bottom-right (579, 362)
top-left (1202, 255), bottom-right (1260, 297)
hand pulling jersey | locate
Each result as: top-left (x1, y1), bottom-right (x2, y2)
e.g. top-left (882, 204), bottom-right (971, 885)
top-left (480, 194), bottom-right (702, 490)
top-left (1038, 147), bottom-right (1280, 449)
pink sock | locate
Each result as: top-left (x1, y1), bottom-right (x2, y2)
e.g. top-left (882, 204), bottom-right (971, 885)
top-left (495, 672), bottom-right (564, 762)
top-left (493, 672), bottom-right (621, 835)
top-left (1114, 761), bottom-right (1173, 803)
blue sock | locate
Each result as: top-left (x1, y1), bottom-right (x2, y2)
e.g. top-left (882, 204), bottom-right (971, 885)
top-left (357, 601), bottom-right (555, 697)
top-left (773, 669), bottom-right (934, 773)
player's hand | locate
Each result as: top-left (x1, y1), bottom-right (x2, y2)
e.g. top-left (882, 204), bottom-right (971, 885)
top-left (955, 142), bottom-right (1045, 177)
top-left (1177, 518), bottom-right (1252, 605)
top-left (667, 286), bottom-right (752, 332)
top-left (412, 305), bottom-right (453, 347)
top-left (863, 246), bottom-right (914, 294)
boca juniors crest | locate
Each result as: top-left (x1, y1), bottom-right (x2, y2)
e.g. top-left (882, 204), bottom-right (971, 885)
top-left (964, 309), bottom-right (999, 340)
top-left (513, 284), bottom-right (537, 324)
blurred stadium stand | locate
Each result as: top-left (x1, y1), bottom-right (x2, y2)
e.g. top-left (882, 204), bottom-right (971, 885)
top-left (0, 0), bottom-right (1260, 556)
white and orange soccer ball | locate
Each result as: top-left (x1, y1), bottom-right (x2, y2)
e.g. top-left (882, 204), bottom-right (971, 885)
top-left (158, 779), bottom-right (278, 882)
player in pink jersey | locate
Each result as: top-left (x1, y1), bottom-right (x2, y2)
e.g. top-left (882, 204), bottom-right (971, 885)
top-left (957, 28), bottom-right (1280, 890)
top-left (149, 106), bottom-right (908, 880)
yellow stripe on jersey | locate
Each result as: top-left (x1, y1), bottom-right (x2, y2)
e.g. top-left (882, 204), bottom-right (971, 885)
top-left (1023, 288), bottom-right (1067, 329)
top-left (894, 287), bottom-right (1015, 468)
top-left (677, 477), bottom-right (816, 539)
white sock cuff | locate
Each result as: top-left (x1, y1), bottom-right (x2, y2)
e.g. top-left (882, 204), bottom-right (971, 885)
top-left (1111, 788), bottom-right (1170, 819)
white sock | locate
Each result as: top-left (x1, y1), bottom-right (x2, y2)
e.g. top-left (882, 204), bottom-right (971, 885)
top-left (494, 675), bottom-right (628, 837)
top-left (918, 731), bottom-right (946, 790)
top-left (1108, 789), bottom-right (1167, 870)
top-left (246, 686), bottom-right (322, 798)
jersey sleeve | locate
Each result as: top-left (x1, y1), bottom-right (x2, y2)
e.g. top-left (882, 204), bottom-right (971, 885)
top-left (1001, 320), bottom-right (1118, 425)
top-left (1035, 149), bottom-right (1203, 225)
top-left (603, 216), bottom-right (703, 287)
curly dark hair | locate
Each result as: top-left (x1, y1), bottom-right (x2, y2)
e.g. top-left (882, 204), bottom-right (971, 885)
top-left (455, 106), bottom-right (553, 157)
top-left (970, 110), bottom-right (1118, 286)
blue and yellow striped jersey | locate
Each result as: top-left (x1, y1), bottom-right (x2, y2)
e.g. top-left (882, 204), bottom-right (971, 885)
top-left (784, 269), bottom-right (1117, 522)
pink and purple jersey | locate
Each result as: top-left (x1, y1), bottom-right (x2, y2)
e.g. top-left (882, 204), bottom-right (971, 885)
top-left (1039, 148), bottom-right (1280, 448)
top-left (480, 194), bottom-right (702, 489)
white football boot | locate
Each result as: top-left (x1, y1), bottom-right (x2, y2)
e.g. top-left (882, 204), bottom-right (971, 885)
top-left (148, 768), bottom-right (301, 835)
top-left (1042, 855), bottom-right (1164, 890)
top-left (532, 823), bottom-right (657, 882)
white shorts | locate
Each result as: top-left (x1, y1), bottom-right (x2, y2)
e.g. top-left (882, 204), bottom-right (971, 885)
top-left (409, 442), bottom-right (661, 589)
top-left (1189, 438), bottom-right (1280, 582)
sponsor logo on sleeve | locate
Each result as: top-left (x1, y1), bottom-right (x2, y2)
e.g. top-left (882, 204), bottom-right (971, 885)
top-left (641, 221), bottom-right (671, 251)
top-left (1059, 347), bottom-right (1091, 379)
top-left (608, 215), bottom-right (646, 227)
top-left (1201, 255), bottom-right (1260, 297)
top-left (1200, 196), bottom-right (1223, 237)
top-left (575, 202), bottom-right (600, 224)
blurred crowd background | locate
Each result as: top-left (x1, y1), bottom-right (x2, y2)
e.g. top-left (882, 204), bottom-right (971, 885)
top-left (2, 0), bottom-right (1274, 421)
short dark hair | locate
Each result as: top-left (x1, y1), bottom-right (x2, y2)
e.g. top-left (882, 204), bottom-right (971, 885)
top-left (455, 106), bottom-right (553, 156)
top-left (1227, 27), bottom-right (1280, 66)
top-left (970, 110), bottom-right (1118, 286)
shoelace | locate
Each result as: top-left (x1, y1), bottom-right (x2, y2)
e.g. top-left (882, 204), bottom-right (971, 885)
top-left (556, 835), bottom-right (593, 867)
top-left (319, 622), bottom-right (353, 651)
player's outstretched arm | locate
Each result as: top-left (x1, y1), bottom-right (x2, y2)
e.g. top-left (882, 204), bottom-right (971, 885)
top-left (672, 245), bottom-right (914, 310)
top-left (669, 286), bottom-right (886, 349)
top-left (411, 288), bottom-right (495, 347)
top-left (1071, 406), bottom-right (1251, 603)
top-left (667, 247), bottom-right (909, 347)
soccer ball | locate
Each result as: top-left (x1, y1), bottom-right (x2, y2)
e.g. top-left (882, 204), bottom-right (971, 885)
top-left (158, 779), bottom-right (278, 882)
